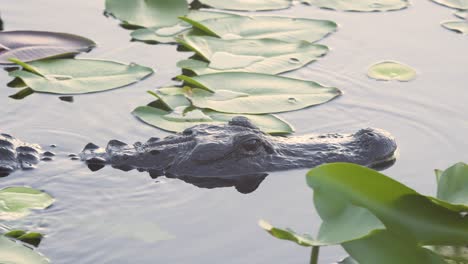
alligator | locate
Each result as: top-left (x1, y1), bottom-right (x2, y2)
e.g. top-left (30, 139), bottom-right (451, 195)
top-left (80, 117), bottom-right (397, 192)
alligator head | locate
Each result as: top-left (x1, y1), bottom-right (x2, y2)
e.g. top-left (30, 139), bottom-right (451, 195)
top-left (80, 117), bottom-right (397, 192)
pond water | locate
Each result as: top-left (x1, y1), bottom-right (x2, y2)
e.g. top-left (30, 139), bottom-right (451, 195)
top-left (0, 0), bottom-right (467, 263)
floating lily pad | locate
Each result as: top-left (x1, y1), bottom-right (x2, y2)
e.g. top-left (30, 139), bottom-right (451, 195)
top-left (367, 61), bottom-right (416, 81)
top-left (9, 59), bottom-right (153, 95)
top-left (180, 15), bottom-right (337, 43)
top-left (442, 21), bottom-right (468, 34)
top-left (195, 0), bottom-right (292, 11)
top-left (455, 10), bottom-right (468, 19)
top-left (0, 31), bottom-right (95, 65)
top-left (0, 236), bottom-right (48, 264)
top-left (105, 0), bottom-right (189, 28)
top-left (0, 187), bottom-right (54, 221)
top-left (131, 10), bottom-right (237, 44)
top-left (304, 0), bottom-right (410, 12)
top-left (177, 35), bottom-right (329, 74)
top-left (178, 72), bottom-right (341, 114)
top-left (431, 0), bottom-right (468, 10)
top-left (133, 87), bottom-right (294, 134)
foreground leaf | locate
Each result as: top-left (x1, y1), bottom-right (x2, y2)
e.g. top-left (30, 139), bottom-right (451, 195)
top-left (9, 59), bottom-right (153, 95)
top-left (196, 0), bottom-right (292, 11)
top-left (307, 163), bottom-right (468, 245)
top-left (0, 31), bottom-right (95, 64)
top-left (442, 21), bottom-right (468, 34)
top-left (0, 187), bottom-right (54, 221)
top-left (131, 10), bottom-right (237, 44)
top-left (105, 0), bottom-right (189, 28)
top-left (177, 35), bottom-right (329, 74)
top-left (431, 0), bottom-right (468, 10)
top-left (367, 61), bottom-right (416, 81)
top-left (180, 15), bottom-right (337, 43)
top-left (0, 236), bottom-right (48, 264)
top-left (178, 72), bottom-right (341, 114)
top-left (303, 0), bottom-right (409, 12)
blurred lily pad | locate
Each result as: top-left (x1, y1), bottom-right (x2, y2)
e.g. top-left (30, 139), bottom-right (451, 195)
top-left (436, 163), bottom-right (468, 207)
top-left (367, 61), bottom-right (416, 81)
top-left (9, 58), bottom-right (153, 95)
top-left (105, 0), bottom-right (189, 28)
top-left (431, 0), bottom-right (468, 10)
top-left (180, 15), bottom-right (337, 43)
top-left (0, 236), bottom-right (48, 264)
top-left (177, 35), bottom-right (329, 74)
top-left (195, 0), bottom-right (292, 11)
top-left (304, 0), bottom-right (410, 12)
top-left (455, 10), bottom-right (467, 19)
top-left (178, 72), bottom-right (341, 114)
top-left (442, 21), bottom-right (468, 34)
top-left (0, 31), bottom-right (95, 64)
top-left (0, 187), bottom-right (54, 221)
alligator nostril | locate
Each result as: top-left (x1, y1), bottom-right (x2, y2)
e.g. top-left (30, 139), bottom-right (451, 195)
top-left (366, 132), bottom-right (375, 137)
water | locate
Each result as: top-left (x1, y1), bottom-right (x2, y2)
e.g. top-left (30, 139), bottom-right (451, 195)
top-left (0, 0), bottom-right (467, 263)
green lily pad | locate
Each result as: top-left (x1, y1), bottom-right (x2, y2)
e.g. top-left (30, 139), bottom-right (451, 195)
top-left (9, 59), bottom-right (153, 95)
top-left (431, 0), bottom-right (468, 10)
top-left (455, 10), bottom-right (468, 19)
top-left (442, 21), bottom-right (468, 34)
top-left (0, 31), bottom-right (95, 65)
top-left (178, 72), bottom-right (341, 114)
top-left (304, 0), bottom-right (410, 12)
top-left (259, 220), bottom-right (320, 246)
top-left (436, 163), bottom-right (468, 206)
top-left (0, 187), bottom-right (54, 221)
top-left (180, 15), bottom-right (337, 43)
top-left (133, 87), bottom-right (294, 134)
top-left (105, 0), bottom-right (189, 28)
top-left (131, 10), bottom-right (237, 44)
top-left (0, 236), bottom-right (49, 264)
top-left (195, 0), bottom-right (292, 11)
top-left (367, 61), bottom-right (416, 81)
top-left (177, 35), bottom-right (329, 74)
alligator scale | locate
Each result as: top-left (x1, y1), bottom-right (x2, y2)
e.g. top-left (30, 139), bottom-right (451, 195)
top-left (1, 117), bottom-right (397, 192)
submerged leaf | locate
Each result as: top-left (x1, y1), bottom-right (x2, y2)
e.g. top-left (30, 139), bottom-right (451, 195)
top-left (442, 21), bottom-right (468, 34)
top-left (0, 236), bottom-right (48, 264)
top-left (9, 59), bottom-right (153, 95)
top-left (431, 0), bottom-right (468, 10)
top-left (0, 31), bottom-right (95, 64)
top-left (367, 61), bottom-right (416, 81)
top-left (0, 187), bottom-right (54, 221)
top-left (105, 0), bottom-right (189, 28)
top-left (178, 72), bottom-right (341, 114)
top-left (196, 0), bottom-right (292, 11)
top-left (181, 15), bottom-right (337, 43)
top-left (177, 35), bottom-right (329, 74)
top-left (304, 0), bottom-right (410, 12)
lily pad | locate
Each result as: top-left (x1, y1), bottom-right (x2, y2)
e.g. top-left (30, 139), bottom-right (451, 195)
top-left (431, 0), bottom-right (468, 10)
top-left (0, 187), bottom-right (54, 221)
top-left (9, 59), bottom-right (153, 95)
top-left (436, 163), bottom-right (468, 206)
top-left (0, 31), bottom-right (95, 65)
top-left (259, 220), bottom-right (320, 247)
top-left (105, 0), bottom-right (189, 28)
top-left (367, 61), bottom-right (416, 81)
top-left (304, 0), bottom-right (410, 12)
top-left (180, 15), bottom-right (337, 43)
top-left (177, 35), bottom-right (329, 74)
top-left (195, 0), bottom-right (292, 11)
top-left (178, 72), bottom-right (341, 114)
top-left (131, 10), bottom-right (237, 44)
top-left (0, 236), bottom-right (48, 264)
top-left (133, 87), bottom-right (294, 134)
top-left (455, 10), bottom-right (468, 19)
top-left (442, 21), bottom-right (468, 34)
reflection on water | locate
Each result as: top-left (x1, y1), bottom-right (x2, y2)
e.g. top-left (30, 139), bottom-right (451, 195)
top-left (0, 0), bottom-right (467, 263)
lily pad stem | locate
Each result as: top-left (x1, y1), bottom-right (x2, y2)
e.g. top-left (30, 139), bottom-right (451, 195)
top-left (310, 246), bottom-right (320, 264)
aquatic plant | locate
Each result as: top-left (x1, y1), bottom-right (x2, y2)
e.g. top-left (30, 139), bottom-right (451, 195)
top-left (367, 61), bottom-right (417, 82)
top-left (261, 162), bottom-right (468, 264)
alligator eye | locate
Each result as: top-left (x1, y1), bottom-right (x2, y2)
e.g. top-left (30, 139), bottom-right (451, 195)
top-left (182, 128), bottom-right (193, 136)
top-left (242, 139), bottom-right (261, 152)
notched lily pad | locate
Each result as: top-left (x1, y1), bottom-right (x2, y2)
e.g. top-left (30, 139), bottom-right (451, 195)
top-left (178, 72), bottom-right (341, 114)
top-left (0, 31), bottom-right (95, 65)
top-left (177, 35), bottom-right (329, 74)
top-left (8, 59), bottom-right (153, 95)
top-left (105, 0), bottom-right (189, 28)
top-left (442, 21), bottom-right (468, 34)
top-left (194, 0), bottom-right (292, 11)
top-left (304, 0), bottom-right (410, 12)
top-left (0, 187), bottom-right (54, 221)
top-left (180, 15), bottom-right (337, 43)
top-left (367, 61), bottom-right (416, 81)
top-left (431, 0), bottom-right (468, 10)
top-left (0, 236), bottom-right (49, 264)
